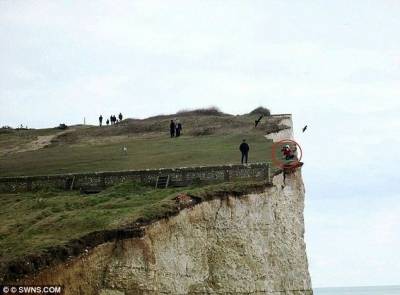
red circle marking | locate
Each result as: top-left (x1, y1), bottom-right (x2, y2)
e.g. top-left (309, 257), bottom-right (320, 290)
top-left (271, 139), bottom-right (303, 169)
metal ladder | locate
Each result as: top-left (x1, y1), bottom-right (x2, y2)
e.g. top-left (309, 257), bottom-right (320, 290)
top-left (155, 175), bottom-right (170, 189)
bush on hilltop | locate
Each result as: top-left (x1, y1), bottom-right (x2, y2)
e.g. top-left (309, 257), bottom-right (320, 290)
top-left (248, 107), bottom-right (271, 116)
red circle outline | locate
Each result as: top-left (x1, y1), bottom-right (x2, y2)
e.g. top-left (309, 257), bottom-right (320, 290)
top-left (271, 139), bottom-right (303, 169)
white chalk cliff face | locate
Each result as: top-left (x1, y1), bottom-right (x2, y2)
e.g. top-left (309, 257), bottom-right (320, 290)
top-left (265, 115), bottom-right (294, 142)
top-left (29, 170), bottom-right (312, 295)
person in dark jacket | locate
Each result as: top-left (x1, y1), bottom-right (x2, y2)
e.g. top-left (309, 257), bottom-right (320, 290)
top-left (99, 115), bottom-right (103, 127)
top-left (178, 122), bottom-right (182, 136)
top-left (119, 113), bottom-right (123, 122)
top-left (106, 119), bottom-right (110, 126)
top-left (170, 120), bottom-right (176, 137)
top-left (176, 120), bottom-right (182, 137)
top-left (239, 139), bottom-right (250, 164)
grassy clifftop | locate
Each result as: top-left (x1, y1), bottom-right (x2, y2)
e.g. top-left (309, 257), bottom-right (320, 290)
top-left (0, 179), bottom-right (271, 282)
top-left (0, 109), bottom-right (288, 177)
top-left (0, 108), bottom-right (290, 281)
top-left (0, 182), bottom-right (184, 268)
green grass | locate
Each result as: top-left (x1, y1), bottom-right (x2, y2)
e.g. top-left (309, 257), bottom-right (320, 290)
top-left (0, 110), bottom-right (285, 274)
top-left (0, 128), bottom-right (58, 153)
top-left (0, 180), bottom-right (267, 266)
top-left (0, 112), bottom-right (286, 177)
top-left (0, 134), bottom-right (272, 176)
top-left (0, 182), bottom-right (183, 263)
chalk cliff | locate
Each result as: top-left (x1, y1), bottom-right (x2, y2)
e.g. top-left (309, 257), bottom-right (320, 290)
top-left (264, 114), bottom-right (294, 143)
top-left (26, 170), bottom-right (312, 295)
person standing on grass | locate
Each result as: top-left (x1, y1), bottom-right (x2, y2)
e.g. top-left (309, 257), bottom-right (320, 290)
top-left (177, 121), bottom-right (182, 136)
top-left (170, 120), bottom-right (176, 137)
top-left (239, 139), bottom-right (250, 164)
top-left (106, 119), bottom-right (110, 126)
top-left (175, 120), bottom-right (182, 137)
top-left (99, 115), bottom-right (103, 126)
top-left (119, 113), bottom-right (123, 122)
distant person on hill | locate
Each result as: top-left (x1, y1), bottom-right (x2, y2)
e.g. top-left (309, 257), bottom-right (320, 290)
top-left (170, 120), bottom-right (176, 137)
top-left (239, 139), bottom-right (250, 164)
top-left (176, 120), bottom-right (182, 137)
top-left (106, 119), bottom-right (110, 126)
top-left (111, 115), bottom-right (116, 125)
top-left (99, 115), bottom-right (103, 127)
top-left (119, 113), bottom-right (123, 122)
top-left (178, 121), bottom-right (182, 136)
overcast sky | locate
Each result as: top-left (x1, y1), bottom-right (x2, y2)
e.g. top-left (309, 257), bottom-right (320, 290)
top-left (1, 0), bottom-right (399, 288)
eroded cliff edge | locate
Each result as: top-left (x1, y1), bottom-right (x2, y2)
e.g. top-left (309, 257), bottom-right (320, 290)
top-left (25, 170), bottom-right (312, 295)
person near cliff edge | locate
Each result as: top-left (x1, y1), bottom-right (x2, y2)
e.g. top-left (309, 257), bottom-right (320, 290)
top-left (281, 144), bottom-right (295, 160)
top-left (239, 139), bottom-right (250, 164)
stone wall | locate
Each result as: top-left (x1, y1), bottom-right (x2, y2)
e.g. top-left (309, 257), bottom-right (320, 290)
top-left (0, 163), bottom-right (270, 193)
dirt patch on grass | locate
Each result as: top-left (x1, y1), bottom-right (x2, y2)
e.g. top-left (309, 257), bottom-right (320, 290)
top-left (0, 129), bottom-right (79, 156)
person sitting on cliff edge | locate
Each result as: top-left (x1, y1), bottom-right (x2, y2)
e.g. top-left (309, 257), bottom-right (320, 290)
top-left (239, 139), bottom-right (250, 164)
top-left (281, 144), bottom-right (295, 160)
